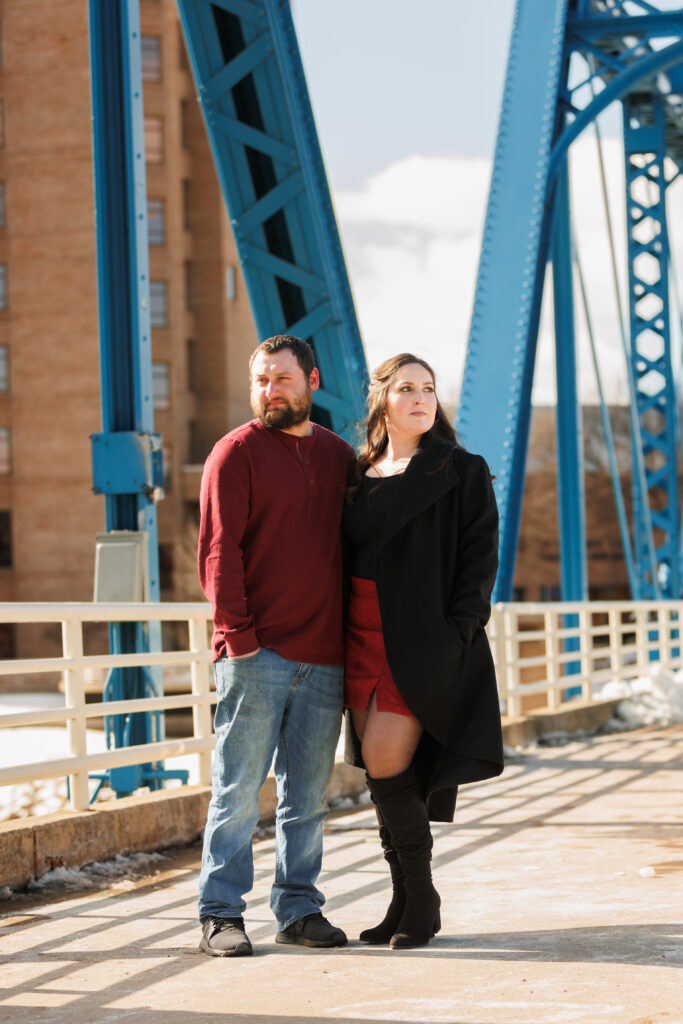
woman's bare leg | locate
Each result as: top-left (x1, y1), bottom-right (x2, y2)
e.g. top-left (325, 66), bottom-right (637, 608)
top-left (353, 694), bottom-right (423, 778)
top-left (350, 704), bottom-right (369, 745)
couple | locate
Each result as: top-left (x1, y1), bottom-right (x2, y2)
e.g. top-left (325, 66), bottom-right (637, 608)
top-left (197, 334), bottom-right (503, 957)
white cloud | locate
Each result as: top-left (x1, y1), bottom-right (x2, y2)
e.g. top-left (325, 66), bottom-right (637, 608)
top-left (335, 154), bottom-right (490, 408)
top-left (336, 153), bottom-right (491, 237)
top-left (334, 134), bottom-right (683, 411)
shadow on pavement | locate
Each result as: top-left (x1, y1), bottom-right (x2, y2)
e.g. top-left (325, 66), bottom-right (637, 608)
top-left (1, 726), bottom-right (681, 1023)
top-left (0, 1013), bottom-right (487, 1024)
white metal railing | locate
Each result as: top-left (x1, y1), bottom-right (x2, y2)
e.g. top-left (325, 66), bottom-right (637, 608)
top-left (488, 600), bottom-right (682, 716)
top-left (0, 599), bottom-right (680, 815)
top-left (0, 602), bottom-right (215, 812)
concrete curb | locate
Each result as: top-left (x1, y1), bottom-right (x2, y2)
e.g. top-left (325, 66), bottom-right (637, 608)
top-left (501, 695), bottom-right (622, 747)
top-left (0, 762), bottom-right (367, 892)
top-left (0, 698), bottom-right (621, 891)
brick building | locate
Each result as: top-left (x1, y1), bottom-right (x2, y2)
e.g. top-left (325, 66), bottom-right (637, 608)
top-left (0, 0), bottom-right (258, 659)
top-left (514, 405), bottom-right (633, 602)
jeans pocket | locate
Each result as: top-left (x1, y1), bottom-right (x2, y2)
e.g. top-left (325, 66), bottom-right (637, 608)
top-left (213, 649), bottom-right (267, 714)
top-left (214, 653), bottom-right (258, 700)
top-left (213, 658), bottom-right (228, 700)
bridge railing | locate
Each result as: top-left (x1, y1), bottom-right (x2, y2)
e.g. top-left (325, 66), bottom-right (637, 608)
top-left (490, 600), bottom-right (680, 716)
top-left (0, 602), bottom-right (215, 812)
top-left (0, 599), bottom-right (679, 813)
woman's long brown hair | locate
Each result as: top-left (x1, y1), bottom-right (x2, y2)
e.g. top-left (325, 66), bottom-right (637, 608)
top-left (347, 353), bottom-right (457, 501)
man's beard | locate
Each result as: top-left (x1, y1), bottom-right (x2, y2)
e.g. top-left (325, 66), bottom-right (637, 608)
top-left (252, 384), bottom-right (313, 430)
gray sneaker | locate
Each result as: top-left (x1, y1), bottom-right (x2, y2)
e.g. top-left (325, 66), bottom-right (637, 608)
top-left (275, 912), bottom-right (347, 948)
top-left (199, 916), bottom-right (253, 957)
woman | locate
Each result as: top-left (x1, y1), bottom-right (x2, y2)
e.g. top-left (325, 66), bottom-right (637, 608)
top-left (343, 353), bottom-right (504, 950)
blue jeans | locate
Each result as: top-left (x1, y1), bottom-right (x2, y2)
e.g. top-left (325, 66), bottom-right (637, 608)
top-left (197, 647), bottom-right (343, 930)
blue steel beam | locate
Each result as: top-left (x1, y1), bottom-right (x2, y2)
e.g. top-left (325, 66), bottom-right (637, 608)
top-left (553, 162), bottom-right (586, 697)
top-left (552, 162), bottom-right (587, 604)
top-left (570, 13), bottom-right (683, 37)
top-left (623, 93), bottom-right (680, 597)
top-left (547, 38), bottom-right (683, 183)
top-left (457, 0), bottom-right (570, 600)
top-left (175, 0), bottom-right (367, 437)
top-left (460, 0), bottom-right (683, 602)
top-left (88, 0), bottom-right (185, 796)
top-left (563, 2), bottom-right (683, 600)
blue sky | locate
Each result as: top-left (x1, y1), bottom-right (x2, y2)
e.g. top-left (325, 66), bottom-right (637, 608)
top-left (293, 0), bottom-right (516, 188)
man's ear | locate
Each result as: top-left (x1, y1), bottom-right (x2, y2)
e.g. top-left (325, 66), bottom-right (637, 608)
top-left (309, 367), bottom-right (320, 392)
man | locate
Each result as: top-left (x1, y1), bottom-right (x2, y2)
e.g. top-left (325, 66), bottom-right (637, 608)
top-left (197, 334), bottom-right (355, 957)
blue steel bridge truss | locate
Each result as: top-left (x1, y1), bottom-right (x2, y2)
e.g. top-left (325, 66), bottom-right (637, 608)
top-left (175, 0), bottom-right (367, 436)
top-left (457, 0), bottom-right (683, 603)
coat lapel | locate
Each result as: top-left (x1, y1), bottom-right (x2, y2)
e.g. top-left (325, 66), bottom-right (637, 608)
top-left (377, 432), bottom-right (461, 551)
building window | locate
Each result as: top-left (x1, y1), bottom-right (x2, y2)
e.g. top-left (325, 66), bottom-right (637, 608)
top-left (0, 510), bottom-right (11, 568)
top-left (152, 363), bottom-right (170, 409)
top-left (0, 346), bottom-right (8, 392)
top-left (0, 265), bottom-right (7, 310)
top-left (0, 428), bottom-right (10, 474)
top-left (225, 265), bottom-right (236, 301)
top-left (182, 179), bottom-right (191, 230)
top-left (184, 260), bottom-right (193, 310)
top-left (187, 339), bottom-right (197, 394)
top-left (141, 36), bottom-right (162, 81)
top-left (181, 100), bottom-right (191, 149)
top-left (0, 183), bottom-right (5, 229)
top-left (158, 543), bottom-right (174, 591)
top-left (162, 445), bottom-right (172, 491)
top-left (144, 117), bottom-right (163, 163)
top-left (147, 198), bottom-right (165, 245)
top-left (179, 33), bottom-right (190, 71)
top-left (0, 624), bottom-right (14, 656)
top-left (150, 281), bottom-right (167, 327)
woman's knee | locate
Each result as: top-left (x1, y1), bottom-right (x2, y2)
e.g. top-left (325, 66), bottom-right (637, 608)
top-left (361, 708), bottom-right (422, 779)
top-left (362, 744), bottom-right (413, 780)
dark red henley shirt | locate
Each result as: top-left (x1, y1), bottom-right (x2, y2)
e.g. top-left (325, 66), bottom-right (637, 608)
top-left (198, 419), bottom-right (355, 664)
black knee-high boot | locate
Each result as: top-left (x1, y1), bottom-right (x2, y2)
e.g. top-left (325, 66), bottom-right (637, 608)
top-left (366, 767), bottom-right (441, 949)
top-left (359, 796), bottom-right (406, 944)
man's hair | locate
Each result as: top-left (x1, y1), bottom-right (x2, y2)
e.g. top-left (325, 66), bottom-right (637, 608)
top-left (249, 335), bottom-right (316, 378)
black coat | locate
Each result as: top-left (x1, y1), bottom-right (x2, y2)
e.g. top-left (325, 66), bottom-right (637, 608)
top-left (344, 431), bottom-right (504, 821)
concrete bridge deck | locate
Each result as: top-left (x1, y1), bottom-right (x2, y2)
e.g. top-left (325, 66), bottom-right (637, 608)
top-left (1, 724), bottom-right (682, 1024)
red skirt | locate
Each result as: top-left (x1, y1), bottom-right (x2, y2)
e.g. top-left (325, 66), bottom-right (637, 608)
top-left (344, 576), bottom-right (414, 718)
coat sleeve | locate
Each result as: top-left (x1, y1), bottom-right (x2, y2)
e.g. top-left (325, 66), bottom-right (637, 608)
top-left (448, 454), bottom-right (499, 648)
top-left (198, 439), bottom-right (259, 657)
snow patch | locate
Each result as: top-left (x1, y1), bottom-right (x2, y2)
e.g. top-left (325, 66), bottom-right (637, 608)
top-left (0, 850), bottom-right (169, 900)
top-left (0, 692), bottom-right (66, 714)
top-left (25, 852), bottom-right (167, 894)
top-left (598, 664), bottom-right (683, 730)
top-left (329, 791), bottom-right (371, 812)
top-left (0, 694), bottom-right (202, 822)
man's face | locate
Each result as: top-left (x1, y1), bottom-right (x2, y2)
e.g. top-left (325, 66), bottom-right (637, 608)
top-left (250, 348), bottom-right (319, 431)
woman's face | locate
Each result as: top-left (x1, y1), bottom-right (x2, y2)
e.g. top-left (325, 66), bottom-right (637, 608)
top-left (383, 362), bottom-right (438, 440)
